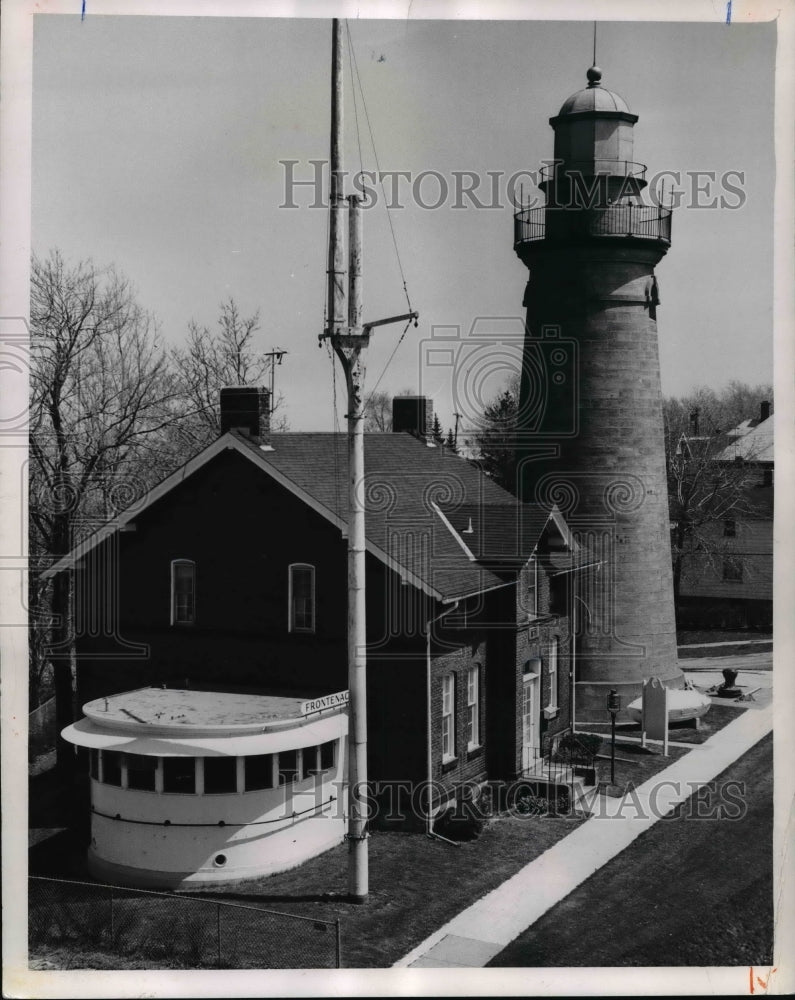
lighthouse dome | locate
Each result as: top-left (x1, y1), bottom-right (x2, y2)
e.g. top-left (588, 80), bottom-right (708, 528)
top-left (557, 66), bottom-right (630, 116)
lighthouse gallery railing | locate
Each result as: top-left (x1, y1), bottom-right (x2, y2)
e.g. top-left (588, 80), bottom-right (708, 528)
top-left (514, 203), bottom-right (672, 246)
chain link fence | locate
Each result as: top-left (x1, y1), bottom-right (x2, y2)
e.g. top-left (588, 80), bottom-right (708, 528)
top-left (29, 876), bottom-right (341, 968)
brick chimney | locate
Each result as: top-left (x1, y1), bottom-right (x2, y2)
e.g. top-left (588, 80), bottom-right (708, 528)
top-left (219, 386), bottom-right (271, 448)
top-left (760, 400), bottom-right (771, 422)
top-left (392, 395), bottom-right (434, 444)
top-left (689, 408), bottom-right (700, 436)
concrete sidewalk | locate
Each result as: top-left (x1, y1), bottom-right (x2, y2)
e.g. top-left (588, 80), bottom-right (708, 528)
top-left (394, 702), bottom-right (772, 968)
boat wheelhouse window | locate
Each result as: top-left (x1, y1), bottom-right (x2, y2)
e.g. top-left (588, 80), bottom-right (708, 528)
top-left (125, 753), bottom-right (157, 791)
top-left (278, 749), bottom-right (298, 784)
top-left (89, 749), bottom-right (99, 780)
top-left (171, 559), bottom-right (196, 625)
top-left (203, 756), bottom-right (237, 794)
top-left (288, 564), bottom-right (315, 633)
top-left (245, 753), bottom-right (275, 791)
top-left (300, 746), bottom-right (317, 779)
top-left (102, 750), bottom-right (123, 787)
top-left (319, 741), bottom-right (336, 771)
top-left (163, 756), bottom-right (196, 794)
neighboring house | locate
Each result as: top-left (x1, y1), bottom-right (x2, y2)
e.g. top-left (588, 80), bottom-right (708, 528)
top-left (676, 403), bottom-right (774, 629)
top-left (46, 391), bottom-right (589, 817)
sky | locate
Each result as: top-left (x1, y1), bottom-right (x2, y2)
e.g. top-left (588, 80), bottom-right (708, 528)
top-left (31, 12), bottom-right (777, 434)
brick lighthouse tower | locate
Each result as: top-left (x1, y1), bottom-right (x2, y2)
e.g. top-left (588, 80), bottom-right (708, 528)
top-left (514, 64), bottom-right (684, 722)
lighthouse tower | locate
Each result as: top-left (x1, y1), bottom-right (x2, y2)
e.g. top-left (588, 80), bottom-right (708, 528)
top-left (515, 65), bottom-right (684, 722)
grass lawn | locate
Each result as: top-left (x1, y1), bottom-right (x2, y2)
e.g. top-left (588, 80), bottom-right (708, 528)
top-left (29, 808), bottom-right (590, 969)
top-left (184, 812), bottom-right (588, 967)
top-left (489, 733), bottom-right (773, 967)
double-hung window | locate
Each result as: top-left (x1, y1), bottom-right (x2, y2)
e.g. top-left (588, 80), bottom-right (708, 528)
top-left (545, 637), bottom-right (559, 716)
top-left (171, 560), bottom-right (196, 625)
top-left (466, 665), bottom-right (480, 750)
top-left (442, 674), bottom-right (455, 761)
top-left (289, 564), bottom-right (315, 633)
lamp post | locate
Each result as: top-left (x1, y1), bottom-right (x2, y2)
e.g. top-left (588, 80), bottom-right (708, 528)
top-left (607, 688), bottom-right (621, 786)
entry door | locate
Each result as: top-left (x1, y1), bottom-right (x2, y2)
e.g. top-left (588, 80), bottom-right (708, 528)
top-left (522, 673), bottom-right (540, 771)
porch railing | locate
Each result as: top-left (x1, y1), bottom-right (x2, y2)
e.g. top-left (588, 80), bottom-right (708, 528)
top-left (521, 729), bottom-right (598, 808)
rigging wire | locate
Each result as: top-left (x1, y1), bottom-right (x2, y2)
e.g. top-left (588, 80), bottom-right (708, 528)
top-left (346, 20), bottom-right (366, 187)
top-left (365, 316), bottom-right (413, 402)
top-left (344, 20), bottom-right (417, 408)
top-left (345, 20), bottom-right (412, 315)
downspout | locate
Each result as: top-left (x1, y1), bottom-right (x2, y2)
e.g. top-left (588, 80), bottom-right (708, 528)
top-left (426, 599), bottom-right (461, 846)
top-left (571, 574), bottom-right (577, 735)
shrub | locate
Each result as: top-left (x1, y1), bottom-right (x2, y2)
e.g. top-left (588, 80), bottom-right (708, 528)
top-left (434, 807), bottom-right (485, 842)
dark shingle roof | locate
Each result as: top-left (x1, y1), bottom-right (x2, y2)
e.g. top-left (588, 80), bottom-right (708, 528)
top-left (46, 430), bottom-right (572, 603)
top-left (236, 432), bottom-right (561, 601)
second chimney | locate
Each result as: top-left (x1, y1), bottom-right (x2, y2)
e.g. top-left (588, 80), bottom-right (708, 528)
top-left (760, 400), bottom-right (771, 422)
top-left (220, 386), bottom-right (271, 448)
top-left (392, 395), bottom-right (434, 444)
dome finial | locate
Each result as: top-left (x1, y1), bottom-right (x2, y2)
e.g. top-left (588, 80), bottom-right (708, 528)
top-left (587, 65), bottom-right (602, 87)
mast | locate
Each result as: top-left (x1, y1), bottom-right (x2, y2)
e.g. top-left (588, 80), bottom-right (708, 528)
top-left (321, 18), bottom-right (418, 902)
top-left (328, 17), bottom-right (368, 903)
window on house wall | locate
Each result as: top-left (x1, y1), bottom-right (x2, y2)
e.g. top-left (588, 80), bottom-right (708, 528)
top-left (723, 519), bottom-right (737, 538)
top-left (125, 753), bottom-right (157, 791)
top-left (162, 756), bottom-right (196, 794)
top-left (723, 557), bottom-right (743, 582)
top-left (203, 756), bottom-right (237, 794)
top-left (546, 637), bottom-right (559, 714)
top-left (466, 665), bottom-right (480, 750)
top-left (549, 575), bottom-right (567, 617)
top-left (171, 560), bottom-right (196, 625)
top-left (245, 753), bottom-right (275, 791)
top-left (289, 564), bottom-right (315, 633)
top-left (442, 674), bottom-right (455, 761)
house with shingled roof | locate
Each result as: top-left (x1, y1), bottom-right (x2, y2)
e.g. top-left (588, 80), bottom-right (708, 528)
top-left (45, 390), bottom-right (590, 808)
top-left (676, 402), bottom-right (774, 630)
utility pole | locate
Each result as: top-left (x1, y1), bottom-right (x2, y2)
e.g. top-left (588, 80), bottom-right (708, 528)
top-left (319, 18), bottom-right (417, 903)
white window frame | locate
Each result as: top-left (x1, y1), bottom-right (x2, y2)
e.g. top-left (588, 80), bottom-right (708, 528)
top-left (466, 665), bottom-right (480, 750)
top-left (442, 674), bottom-right (456, 762)
top-left (544, 636), bottom-right (559, 718)
top-left (170, 559), bottom-right (196, 625)
top-left (288, 563), bottom-right (316, 633)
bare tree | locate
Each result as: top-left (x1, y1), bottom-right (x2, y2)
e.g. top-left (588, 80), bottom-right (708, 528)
top-left (30, 250), bottom-right (178, 769)
top-left (663, 383), bottom-right (773, 604)
top-left (170, 298), bottom-right (288, 452)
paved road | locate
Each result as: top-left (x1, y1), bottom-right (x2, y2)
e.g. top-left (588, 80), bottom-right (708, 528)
top-left (682, 651), bottom-right (773, 673)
